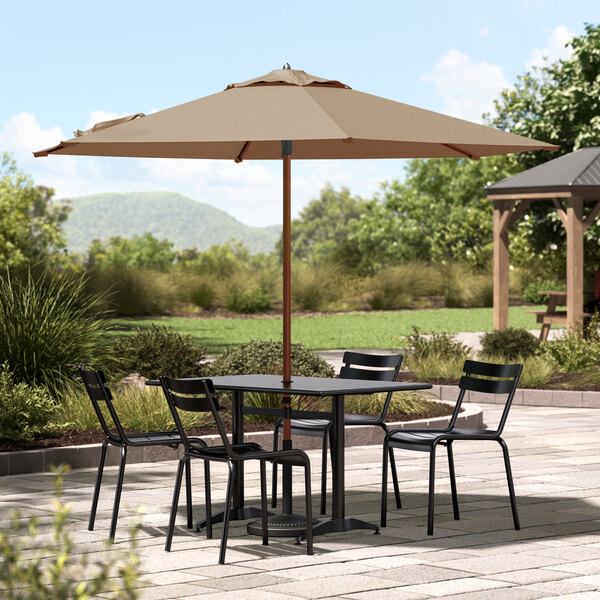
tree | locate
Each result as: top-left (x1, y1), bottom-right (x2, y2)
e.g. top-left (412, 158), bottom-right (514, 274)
top-left (491, 23), bottom-right (600, 171)
top-left (491, 23), bottom-right (600, 274)
top-left (0, 153), bottom-right (70, 268)
top-left (87, 232), bottom-right (176, 271)
top-left (346, 155), bottom-right (516, 273)
top-left (276, 185), bottom-right (367, 265)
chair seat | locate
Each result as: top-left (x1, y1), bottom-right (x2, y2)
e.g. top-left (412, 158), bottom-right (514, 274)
top-left (277, 413), bottom-right (382, 434)
top-left (121, 431), bottom-right (206, 446)
top-left (388, 427), bottom-right (493, 451)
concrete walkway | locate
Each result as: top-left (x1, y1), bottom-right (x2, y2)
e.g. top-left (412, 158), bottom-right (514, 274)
top-left (1, 404), bottom-right (599, 599)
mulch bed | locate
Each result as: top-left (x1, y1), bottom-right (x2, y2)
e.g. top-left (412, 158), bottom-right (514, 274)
top-left (0, 404), bottom-right (454, 453)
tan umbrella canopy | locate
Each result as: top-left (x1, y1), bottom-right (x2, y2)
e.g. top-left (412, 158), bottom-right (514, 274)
top-left (35, 67), bottom-right (556, 513)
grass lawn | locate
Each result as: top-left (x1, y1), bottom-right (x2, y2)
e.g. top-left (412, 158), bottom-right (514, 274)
top-left (111, 306), bottom-right (546, 354)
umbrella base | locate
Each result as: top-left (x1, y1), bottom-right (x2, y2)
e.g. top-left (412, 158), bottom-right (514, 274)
top-left (246, 513), bottom-right (319, 538)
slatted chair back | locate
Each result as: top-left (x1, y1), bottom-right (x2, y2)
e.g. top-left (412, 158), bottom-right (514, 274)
top-left (79, 366), bottom-right (128, 443)
top-left (450, 360), bottom-right (523, 435)
top-left (340, 351), bottom-right (403, 421)
top-left (159, 376), bottom-right (233, 456)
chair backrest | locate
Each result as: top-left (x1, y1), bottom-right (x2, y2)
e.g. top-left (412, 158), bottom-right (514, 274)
top-left (340, 351), bottom-right (403, 421)
top-left (159, 376), bottom-right (233, 456)
top-left (79, 366), bottom-right (127, 443)
top-left (449, 359), bottom-right (523, 435)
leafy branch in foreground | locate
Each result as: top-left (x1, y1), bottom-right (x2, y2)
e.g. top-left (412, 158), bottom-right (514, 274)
top-left (0, 465), bottom-right (142, 599)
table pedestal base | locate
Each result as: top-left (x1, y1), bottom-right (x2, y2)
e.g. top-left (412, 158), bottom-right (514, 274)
top-left (195, 506), bottom-right (268, 532)
top-left (247, 513), bottom-right (320, 537)
top-left (295, 517), bottom-right (380, 542)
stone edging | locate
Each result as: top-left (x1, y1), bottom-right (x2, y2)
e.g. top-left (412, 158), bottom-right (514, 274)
top-left (432, 385), bottom-right (600, 409)
top-left (0, 401), bottom-right (482, 477)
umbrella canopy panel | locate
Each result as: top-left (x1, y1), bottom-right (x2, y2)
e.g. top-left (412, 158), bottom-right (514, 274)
top-left (35, 69), bottom-right (557, 161)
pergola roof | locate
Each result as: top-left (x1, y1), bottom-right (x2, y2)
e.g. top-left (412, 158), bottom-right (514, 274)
top-left (487, 146), bottom-right (600, 196)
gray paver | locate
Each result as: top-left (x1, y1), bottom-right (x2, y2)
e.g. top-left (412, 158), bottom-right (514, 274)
top-left (1, 404), bottom-right (600, 599)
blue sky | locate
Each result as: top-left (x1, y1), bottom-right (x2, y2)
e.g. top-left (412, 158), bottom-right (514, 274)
top-left (1, 0), bottom-right (598, 226)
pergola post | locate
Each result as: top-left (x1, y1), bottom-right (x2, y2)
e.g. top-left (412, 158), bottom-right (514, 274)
top-left (493, 199), bottom-right (512, 330)
top-left (566, 197), bottom-right (584, 330)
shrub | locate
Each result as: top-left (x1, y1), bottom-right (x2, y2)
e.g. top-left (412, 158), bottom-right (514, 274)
top-left (522, 279), bottom-right (564, 304)
top-left (209, 340), bottom-right (334, 422)
top-left (225, 286), bottom-right (273, 313)
top-left (0, 466), bottom-right (141, 599)
top-left (480, 328), bottom-right (540, 360)
top-left (85, 266), bottom-right (178, 315)
top-left (539, 326), bottom-right (600, 372)
top-left (60, 382), bottom-right (210, 432)
top-left (344, 391), bottom-right (448, 417)
top-left (478, 353), bottom-right (555, 388)
top-left (112, 324), bottom-right (208, 379)
top-left (189, 280), bottom-right (217, 309)
top-left (0, 363), bottom-right (59, 441)
top-left (439, 264), bottom-right (493, 308)
top-left (403, 326), bottom-right (471, 361)
top-left (405, 353), bottom-right (467, 381)
top-left (367, 264), bottom-right (442, 310)
top-left (0, 269), bottom-right (112, 395)
top-left (292, 264), bottom-right (340, 311)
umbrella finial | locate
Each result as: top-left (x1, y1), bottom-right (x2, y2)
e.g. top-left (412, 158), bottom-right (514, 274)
top-left (283, 63), bottom-right (291, 69)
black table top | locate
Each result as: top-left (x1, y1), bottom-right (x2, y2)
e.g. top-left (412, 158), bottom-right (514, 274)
top-left (147, 374), bottom-right (431, 396)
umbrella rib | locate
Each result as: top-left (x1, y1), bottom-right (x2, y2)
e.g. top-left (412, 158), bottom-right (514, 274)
top-left (235, 141), bottom-right (251, 163)
top-left (442, 143), bottom-right (480, 161)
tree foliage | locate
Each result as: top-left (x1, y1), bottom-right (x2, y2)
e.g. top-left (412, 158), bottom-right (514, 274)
top-left (277, 185), bottom-right (367, 265)
top-left (346, 155), bottom-right (515, 273)
top-left (87, 232), bottom-right (176, 271)
top-left (0, 153), bottom-right (70, 268)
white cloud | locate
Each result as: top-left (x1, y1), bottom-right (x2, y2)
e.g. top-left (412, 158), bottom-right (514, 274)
top-left (526, 25), bottom-right (574, 71)
top-left (85, 110), bottom-right (130, 130)
top-left (421, 49), bottom-right (510, 122)
top-left (2, 111), bottom-right (402, 227)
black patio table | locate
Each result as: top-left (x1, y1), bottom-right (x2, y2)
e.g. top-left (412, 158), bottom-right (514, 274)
top-left (147, 374), bottom-right (432, 540)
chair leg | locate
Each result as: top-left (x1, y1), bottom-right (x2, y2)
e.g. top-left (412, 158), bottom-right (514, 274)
top-left (320, 430), bottom-right (329, 515)
top-left (380, 440), bottom-right (389, 527)
top-left (185, 457), bottom-right (193, 529)
top-left (498, 438), bottom-right (521, 530)
top-left (89, 440), bottom-right (108, 531)
top-left (260, 460), bottom-right (268, 546)
top-left (204, 460), bottom-right (213, 539)
top-left (271, 422), bottom-right (280, 508)
top-left (382, 425), bottom-right (401, 509)
top-left (427, 446), bottom-right (437, 536)
top-left (165, 456), bottom-right (186, 552)
top-left (219, 461), bottom-right (235, 565)
top-left (109, 445), bottom-right (127, 541)
top-left (304, 462), bottom-right (313, 556)
top-left (447, 442), bottom-right (460, 521)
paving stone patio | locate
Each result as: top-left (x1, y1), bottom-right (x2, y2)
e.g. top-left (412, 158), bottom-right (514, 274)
top-left (1, 404), bottom-right (599, 599)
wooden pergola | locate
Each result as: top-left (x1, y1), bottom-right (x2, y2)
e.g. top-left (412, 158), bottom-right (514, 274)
top-left (487, 147), bottom-right (600, 332)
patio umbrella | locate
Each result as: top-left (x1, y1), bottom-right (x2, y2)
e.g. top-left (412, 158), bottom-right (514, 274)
top-left (35, 65), bottom-right (557, 530)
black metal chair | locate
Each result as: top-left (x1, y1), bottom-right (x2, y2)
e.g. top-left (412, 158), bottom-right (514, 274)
top-left (272, 351), bottom-right (403, 514)
top-left (79, 366), bottom-right (205, 541)
top-left (160, 375), bottom-right (314, 564)
top-left (381, 359), bottom-right (523, 535)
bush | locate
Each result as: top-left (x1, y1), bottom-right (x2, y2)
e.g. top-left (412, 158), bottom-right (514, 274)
top-left (405, 353), bottom-right (467, 381)
top-left (209, 340), bottom-right (334, 422)
top-left (403, 326), bottom-right (471, 361)
top-left (478, 353), bottom-right (555, 388)
top-left (367, 264), bottom-right (442, 310)
top-left (0, 363), bottom-right (59, 441)
top-left (522, 279), bottom-right (564, 304)
top-left (292, 264), bottom-right (340, 311)
top-left (0, 466), bottom-right (141, 599)
top-left (112, 324), bottom-right (208, 379)
top-left (439, 264), bottom-right (493, 308)
top-left (225, 286), bottom-right (273, 313)
top-left (209, 340), bottom-right (334, 379)
top-left (85, 266), bottom-right (178, 315)
top-left (344, 391), bottom-right (448, 417)
top-left (0, 269), bottom-right (112, 395)
top-left (539, 326), bottom-right (600, 372)
top-left (189, 280), bottom-right (217, 309)
top-left (480, 328), bottom-right (540, 360)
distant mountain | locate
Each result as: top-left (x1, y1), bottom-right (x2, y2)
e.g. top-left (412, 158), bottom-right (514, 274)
top-left (62, 191), bottom-right (281, 254)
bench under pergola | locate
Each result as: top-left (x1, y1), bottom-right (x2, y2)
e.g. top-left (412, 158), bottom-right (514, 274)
top-left (487, 147), bottom-right (600, 332)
